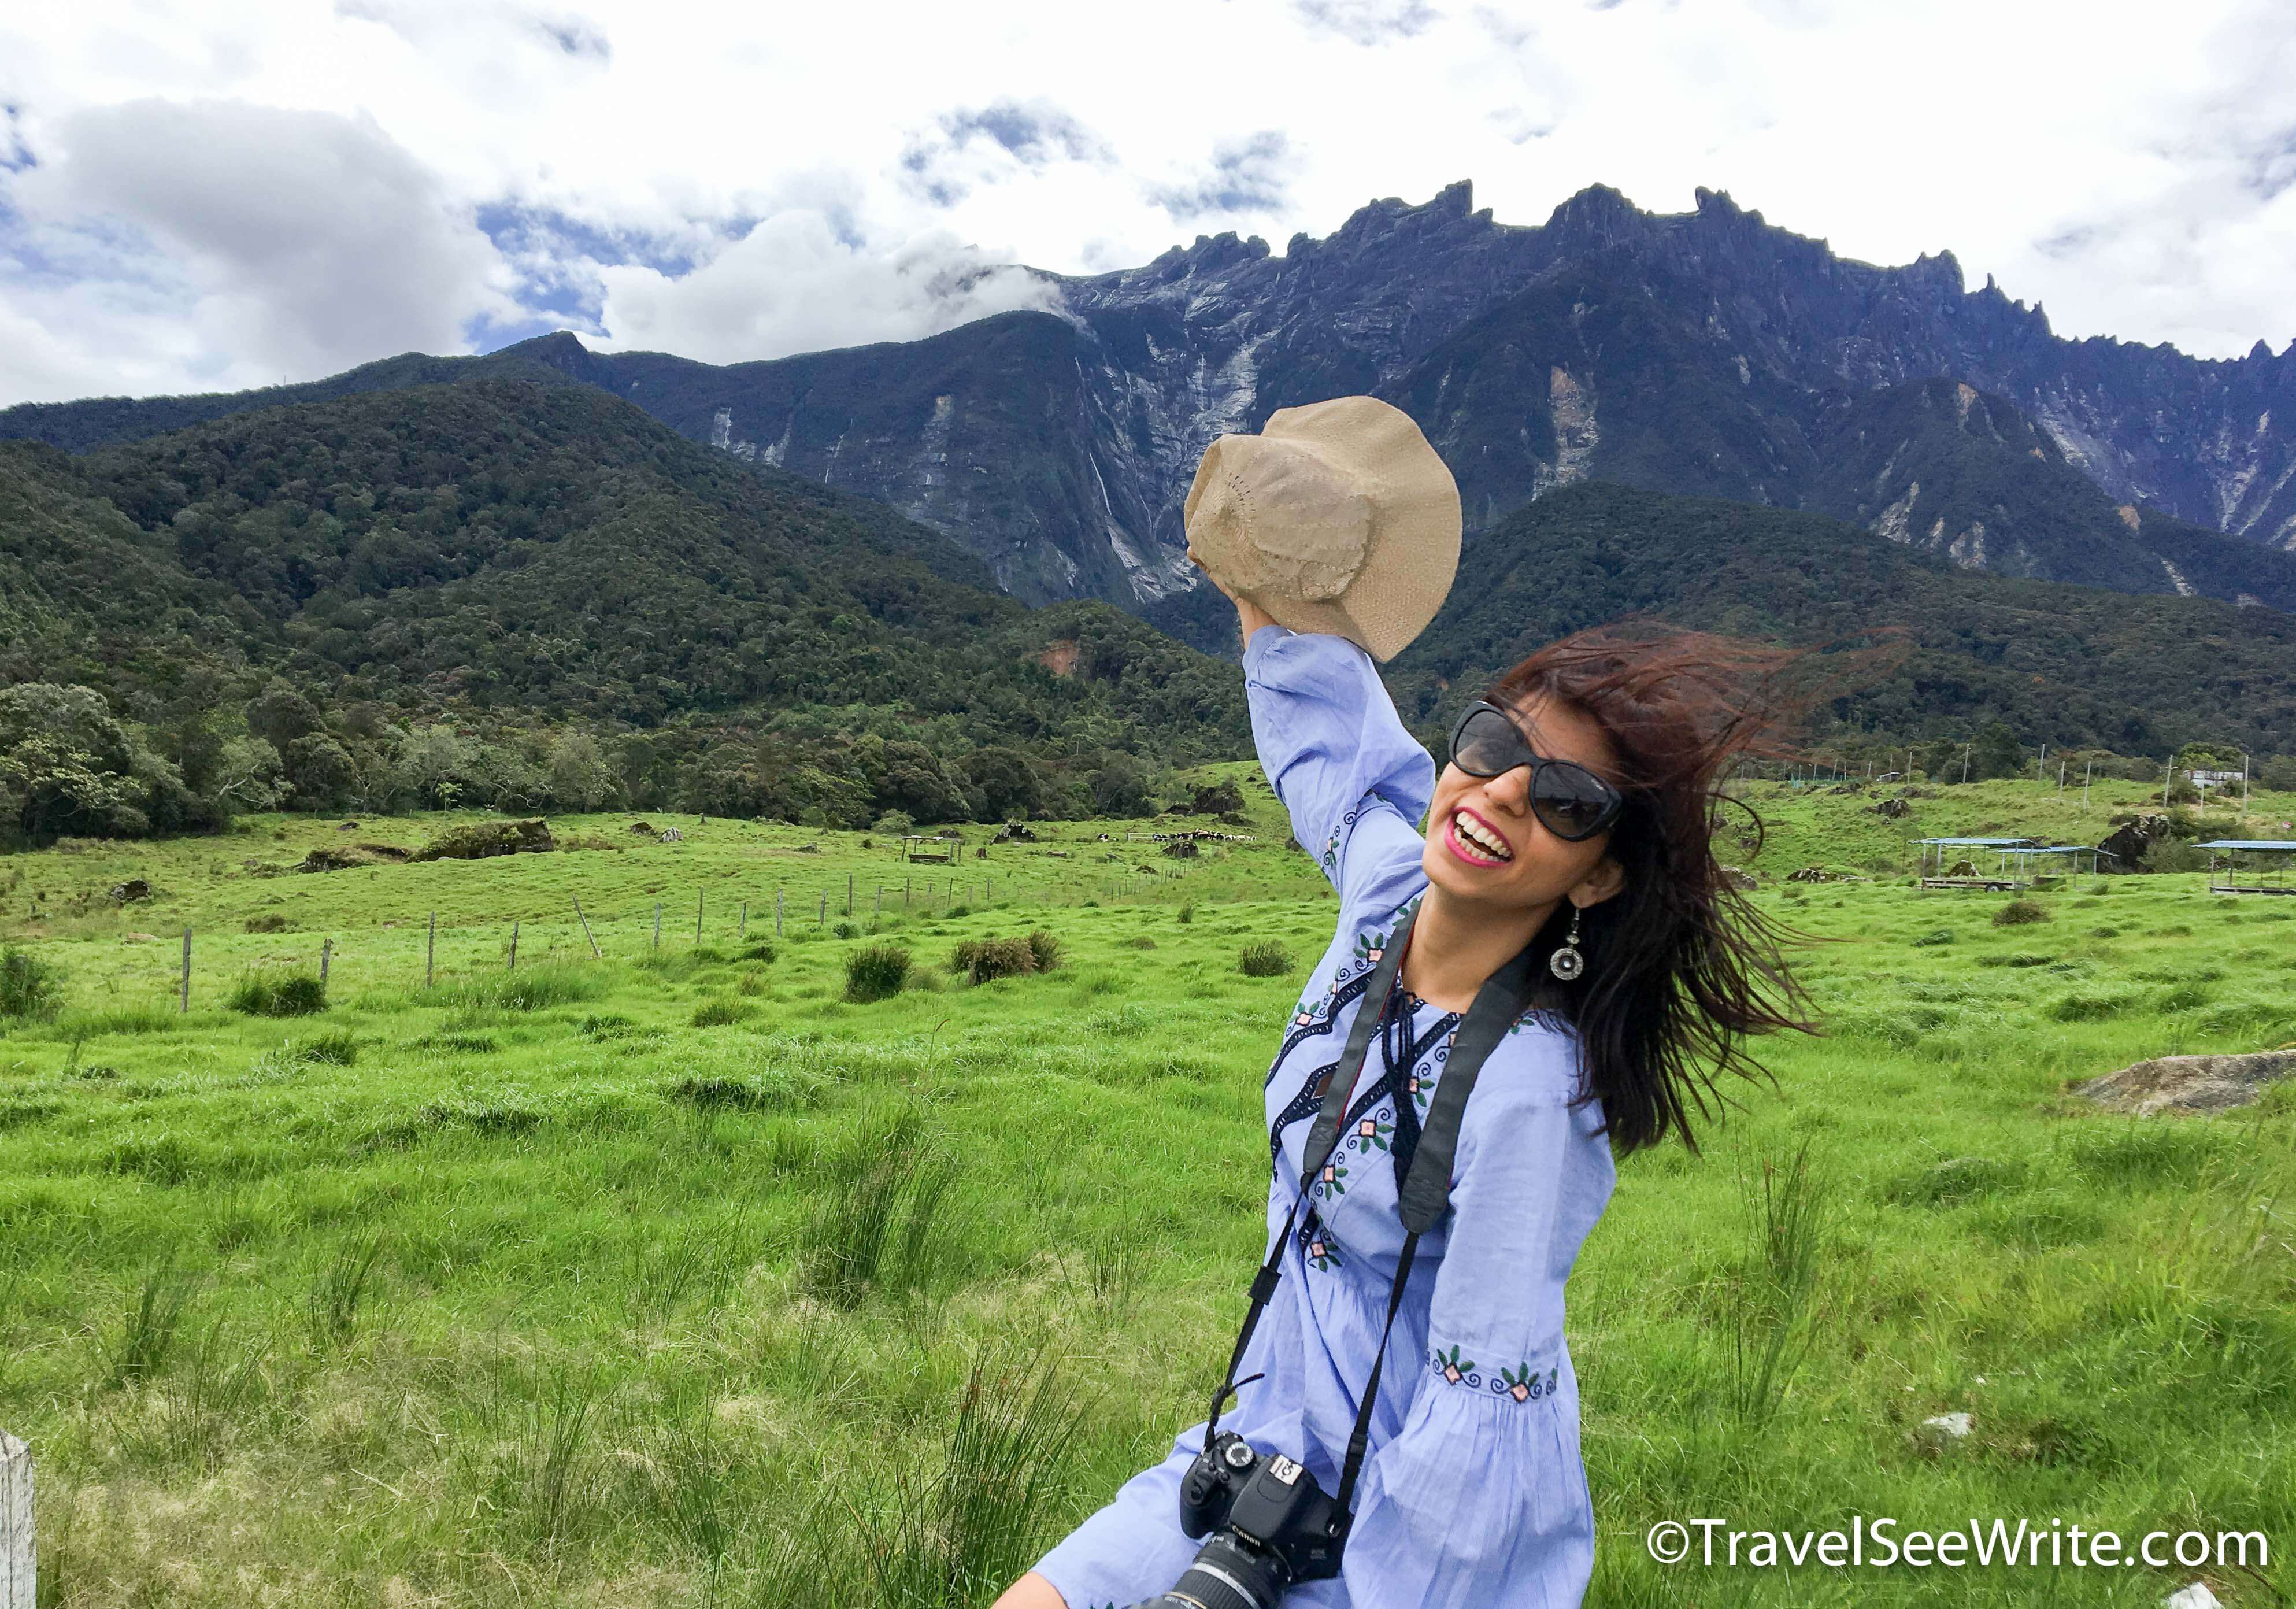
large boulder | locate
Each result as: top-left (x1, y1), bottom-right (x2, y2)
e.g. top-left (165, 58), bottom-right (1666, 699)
top-left (2096, 813), bottom-right (2171, 872)
top-left (411, 818), bottom-right (556, 862)
top-left (2072, 1049), bottom-right (2296, 1115)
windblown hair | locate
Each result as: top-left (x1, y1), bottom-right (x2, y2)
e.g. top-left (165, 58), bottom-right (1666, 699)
top-left (1489, 623), bottom-right (1813, 1154)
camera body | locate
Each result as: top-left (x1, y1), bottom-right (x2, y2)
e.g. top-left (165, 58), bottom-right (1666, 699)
top-left (1124, 1433), bottom-right (1346, 1608)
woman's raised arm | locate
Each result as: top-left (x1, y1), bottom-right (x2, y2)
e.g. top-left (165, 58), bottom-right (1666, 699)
top-left (1242, 622), bottom-right (1434, 923)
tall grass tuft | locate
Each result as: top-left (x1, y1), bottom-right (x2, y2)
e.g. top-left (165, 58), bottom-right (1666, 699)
top-left (149, 1315), bottom-right (271, 1470)
top-left (490, 1364), bottom-right (606, 1551)
top-left (305, 1231), bottom-right (384, 1350)
top-left (636, 1420), bottom-right (742, 1562)
top-left (227, 970), bottom-right (327, 1017)
top-left (798, 1102), bottom-right (960, 1307)
top-left (858, 1348), bottom-right (1083, 1606)
top-left (1723, 1142), bottom-right (1830, 1425)
top-left (949, 936), bottom-right (1036, 984)
top-left (97, 1256), bottom-right (198, 1388)
top-left (1993, 898), bottom-right (2051, 927)
top-left (845, 942), bottom-right (912, 1002)
top-left (441, 962), bottom-right (607, 1012)
top-left (1024, 929), bottom-right (1061, 972)
top-left (1237, 940), bottom-right (1293, 977)
top-left (0, 944), bottom-right (62, 1020)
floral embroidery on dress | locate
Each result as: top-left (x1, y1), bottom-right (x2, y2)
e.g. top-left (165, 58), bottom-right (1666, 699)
top-left (1428, 1349), bottom-right (1557, 1402)
top-left (1297, 1207), bottom-right (1345, 1271)
top-left (1496, 1362), bottom-right (1558, 1403)
top-left (1433, 1343), bottom-right (1479, 1388)
top-left (1349, 1112), bottom-right (1394, 1155)
top-left (1315, 1157), bottom-right (1349, 1197)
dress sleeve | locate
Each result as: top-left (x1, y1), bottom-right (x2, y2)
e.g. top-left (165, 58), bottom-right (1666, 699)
top-left (1243, 624), bottom-right (1435, 922)
top-left (1335, 1034), bottom-right (1599, 1608)
top-left (1028, 1429), bottom-right (1205, 1609)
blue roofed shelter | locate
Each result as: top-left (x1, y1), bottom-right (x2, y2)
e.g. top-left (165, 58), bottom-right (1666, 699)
top-left (1916, 837), bottom-right (2040, 890)
top-left (2196, 840), bottom-right (2296, 896)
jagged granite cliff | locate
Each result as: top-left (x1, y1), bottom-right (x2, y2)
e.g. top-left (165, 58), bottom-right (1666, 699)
top-left (9, 181), bottom-right (2296, 623)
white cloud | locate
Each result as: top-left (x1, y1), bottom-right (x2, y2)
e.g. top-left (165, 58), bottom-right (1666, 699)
top-left (2, 0), bottom-right (2294, 404)
top-left (3, 99), bottom-right (509, 399)
top-left (592, 215), bottom-right (1058, 363)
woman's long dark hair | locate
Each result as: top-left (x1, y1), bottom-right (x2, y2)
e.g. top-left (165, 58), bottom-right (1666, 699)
top-left (1489, 623), bottom-right (1814, 1155)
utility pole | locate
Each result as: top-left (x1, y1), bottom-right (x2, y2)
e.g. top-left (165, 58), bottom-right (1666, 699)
top-left (1961, 743), bottom-right (1972, 785)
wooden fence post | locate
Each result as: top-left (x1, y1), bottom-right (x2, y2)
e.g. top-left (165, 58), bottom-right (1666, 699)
top-left (320, 938), bottom-right (331, 986)
top-left (0, 1429), bottom-right (28, 1609)
top-left (817, 890), bottom-right (826, 927)
top-left (846, 874), bottom-right (853, 917)
top-left (425, 912), bottom-right (436, 989)
top-left (508, 922), bottom-right (519, 972)
top-left (652, 904), bottom-right (661, 952)
top-left (875, 885), bottom-right (882, 917)
top-left (740, 900), bottom-right (747, 940)
top-left (179, 927), bottom-right (191, 1014)
top-left (572, 898), bottom-right (601, 959)
top-left (695, 892), bottom-right (704, 946)
top-left (776, 887), bottom-right (784, 937)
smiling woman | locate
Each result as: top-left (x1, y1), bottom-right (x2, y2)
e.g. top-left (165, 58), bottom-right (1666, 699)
top-left (998, 432), bottom-right (1812, 1607)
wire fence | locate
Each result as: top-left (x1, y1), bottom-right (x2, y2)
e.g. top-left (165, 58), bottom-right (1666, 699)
top-left (123, 861), bottom-right (1312, 1009)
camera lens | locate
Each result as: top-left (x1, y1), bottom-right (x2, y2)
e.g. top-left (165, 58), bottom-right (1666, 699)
top-left (1158, 1533), bottom-right (1291, 1609)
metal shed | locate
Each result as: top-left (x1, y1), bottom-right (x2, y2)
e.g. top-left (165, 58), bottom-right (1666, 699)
top-left (1916, 837), bottom-right (2039, 890)
top-left (2195, 839), bottom-right (2296, 895)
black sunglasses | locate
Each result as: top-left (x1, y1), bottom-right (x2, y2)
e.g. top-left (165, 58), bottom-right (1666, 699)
top-left (1446, 701), bottom-right (1625, 843)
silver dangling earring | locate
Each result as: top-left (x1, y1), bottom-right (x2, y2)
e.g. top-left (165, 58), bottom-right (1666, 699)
top-left (1549, 905), bottom-right (1586, 981)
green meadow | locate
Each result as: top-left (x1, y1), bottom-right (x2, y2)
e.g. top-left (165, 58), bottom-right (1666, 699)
top-left (2, 770), bottom-right (2294, 1607)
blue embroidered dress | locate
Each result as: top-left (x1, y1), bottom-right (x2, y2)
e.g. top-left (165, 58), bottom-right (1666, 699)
top-left (1032, 626), bottom-right (1617, 1609)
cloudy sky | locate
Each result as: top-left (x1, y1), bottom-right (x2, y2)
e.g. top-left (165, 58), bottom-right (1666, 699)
top-left (3, 0), bottom-right (2292, 405)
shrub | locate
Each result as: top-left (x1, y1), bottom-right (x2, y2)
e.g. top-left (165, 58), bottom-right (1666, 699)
top-left (302, 1030), bottom-right (360, 1066)
top-left (0, 946), bottom-right (62, 1021)
top-left (737, 970), bottom-right (768, 997)
top-left (1992, 899), bottom-right (2050, 927)
top-left (1910, 929), bottom-right (1955, 948)
top-left (1238, 941), bottom-right (1293, 978)
top-left (244, 913), bottom-right (290, 933)
top-left (845, 944), bottom-right (913, 1003)
top-left (228, 970), bottom-right (327, 1017)
top-left (2141, 838), bottom-right (2208, 874)
top-left (1128, 936), bottom-right (1158, 950)
top-left (951, 937), bottom-right (1036, 984)
top-left (832, 921), bottom-right (859, 939)
top-left (2046, 992), bottom-right (2132, 1023)
top-left (1025, 930), bottom-right (1062, 972)
top-left (692, 999), bottom-right (754, 1028)
top-left (1177, 902), bottom-right (1196, 925)
top-left (740, 941), bottom-right (777, 964)
top-left (442, 963), bottom-right (605, 1012)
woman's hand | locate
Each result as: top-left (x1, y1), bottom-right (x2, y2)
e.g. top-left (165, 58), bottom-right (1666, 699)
top-left (1194, 553), bottom-right (1280, 642)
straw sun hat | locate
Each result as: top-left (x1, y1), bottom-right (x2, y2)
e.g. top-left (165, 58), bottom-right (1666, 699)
top-left (1183, 395), bottom-right (1462, 662)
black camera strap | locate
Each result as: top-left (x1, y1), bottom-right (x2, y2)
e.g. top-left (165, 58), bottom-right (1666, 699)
top-left (1203, 898), bottom-right (1545, 1529)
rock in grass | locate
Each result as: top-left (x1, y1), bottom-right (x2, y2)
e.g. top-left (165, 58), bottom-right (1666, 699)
top-left (2165, 1584), bottom-right (2222, 1609)
top-left (1919, 1412), bottom-right (1972, 1440)
top-left (410, 818), bottom-right (555, 861)
top-left (2072, 1051), bottom-right (2296, 1116)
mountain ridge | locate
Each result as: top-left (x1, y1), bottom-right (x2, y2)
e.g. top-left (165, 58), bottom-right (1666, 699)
top-left (9, 179), bottom-right (2296, 628)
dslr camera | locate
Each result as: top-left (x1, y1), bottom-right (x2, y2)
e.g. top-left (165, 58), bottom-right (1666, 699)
top-left (1121, 1432), bottom-right (1346, 1609)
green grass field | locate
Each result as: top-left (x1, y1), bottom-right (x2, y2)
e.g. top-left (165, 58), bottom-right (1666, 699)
top-left (3, 771), bottom-right (2294, 1607)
